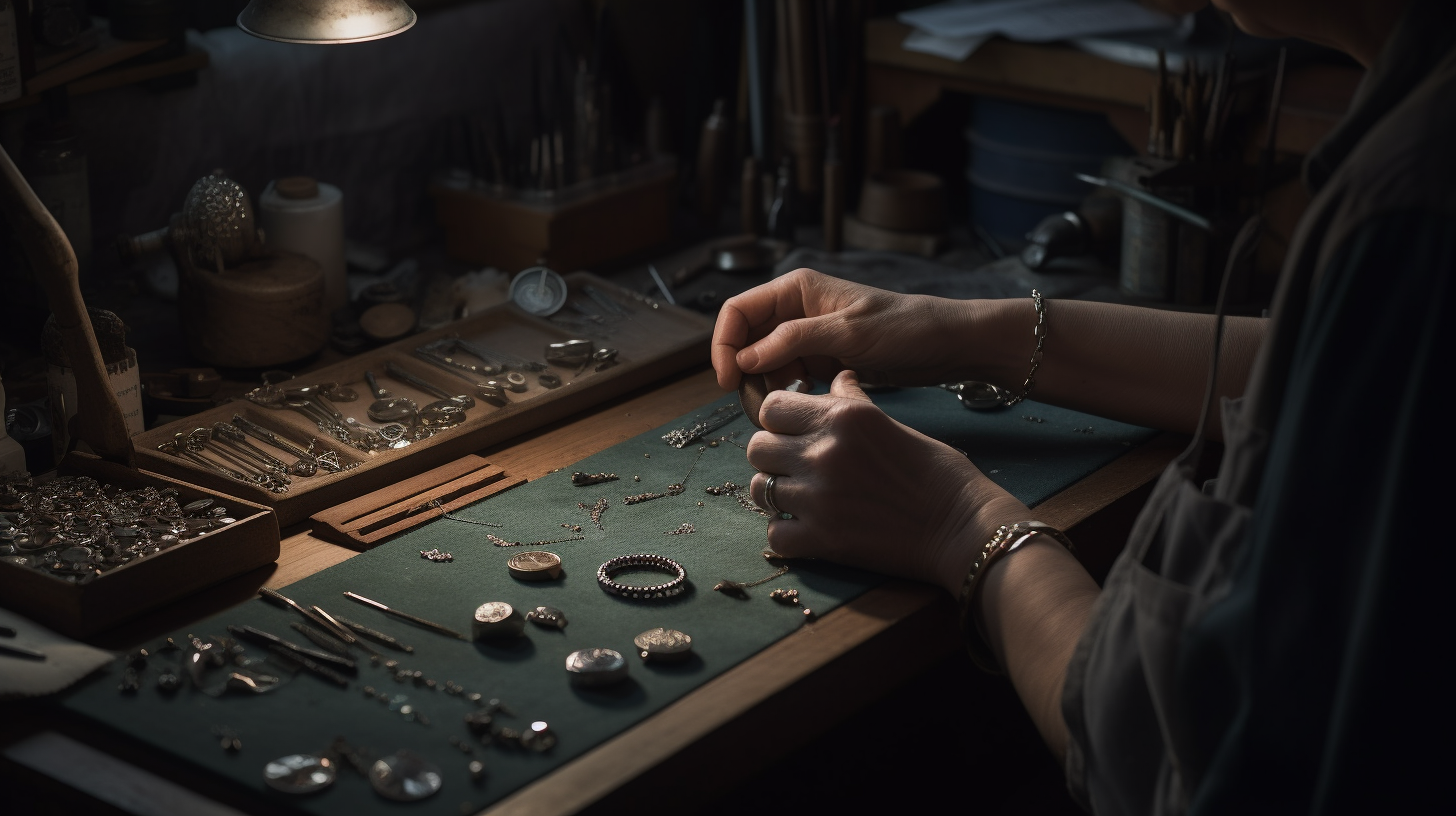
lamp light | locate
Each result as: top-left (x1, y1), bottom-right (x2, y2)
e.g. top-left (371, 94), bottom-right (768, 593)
top-left (237, 0), bottom-right (416, 45)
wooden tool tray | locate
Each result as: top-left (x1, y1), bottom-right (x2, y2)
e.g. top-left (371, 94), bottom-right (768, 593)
top-left (0, 453), bottom-right (280, 638)
top-left (132, 273), bottom-right (715, 528)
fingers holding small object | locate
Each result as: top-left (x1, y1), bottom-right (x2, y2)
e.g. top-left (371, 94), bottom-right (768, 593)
top-left (739, 373), bottom-right (769, 429)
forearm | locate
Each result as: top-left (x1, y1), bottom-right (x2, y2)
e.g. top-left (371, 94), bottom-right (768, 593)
top-left (973, 539), bottom-right (1101, 761)
top-left (958, 298), bottom-right (1266, 439)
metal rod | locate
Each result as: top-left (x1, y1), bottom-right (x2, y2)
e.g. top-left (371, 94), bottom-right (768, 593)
top-left (1074, 173), bottom-right (1213, 232)
top-left (343, 592), bottom-right (467, 640)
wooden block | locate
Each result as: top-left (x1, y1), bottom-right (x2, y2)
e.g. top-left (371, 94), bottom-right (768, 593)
top-left (310, 454), bottom-right (524, 550)
top-left (430, 159), bottom-right (677, 271)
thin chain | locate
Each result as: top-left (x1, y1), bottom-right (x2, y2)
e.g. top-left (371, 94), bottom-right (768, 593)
top-left (1003, 289), bottom-right (1046, 407)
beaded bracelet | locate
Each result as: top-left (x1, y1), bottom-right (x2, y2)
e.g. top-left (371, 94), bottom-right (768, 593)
top-left (597, 554), bottom-right (688, 600)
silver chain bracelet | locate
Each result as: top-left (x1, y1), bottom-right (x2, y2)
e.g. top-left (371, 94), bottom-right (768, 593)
top-left (1003, 289), bottom-right (1046, 407)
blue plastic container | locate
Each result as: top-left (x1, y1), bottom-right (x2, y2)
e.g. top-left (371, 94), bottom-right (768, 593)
top-left (966, 98), bottom-right (1130, 244)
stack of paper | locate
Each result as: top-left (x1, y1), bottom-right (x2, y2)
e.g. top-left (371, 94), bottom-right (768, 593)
top-left (899, 0), bottom-right (1179, 62)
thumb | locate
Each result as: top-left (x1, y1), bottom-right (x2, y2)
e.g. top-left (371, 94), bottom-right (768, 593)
top-left (830, 369), bottom-right (872, 403)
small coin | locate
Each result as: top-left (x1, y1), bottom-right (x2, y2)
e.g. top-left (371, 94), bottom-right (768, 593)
top-left (182, 498), bottom-right (214, 514)
top-left (738, 373), bottom-right (769, 429)
top-left (633, 628), bottom-right (693, 663)
top-left (507, 551), bottom-right (563, 581)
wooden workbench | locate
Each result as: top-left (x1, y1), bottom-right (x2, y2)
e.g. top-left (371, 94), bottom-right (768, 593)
top-left (0, 365), bottom-right (1180, 814)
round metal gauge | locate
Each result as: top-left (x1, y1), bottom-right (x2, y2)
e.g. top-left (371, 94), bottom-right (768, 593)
top-left (369, 751), bottom-right (443, 802)
top-left (508, 551), bottom-right (563, 581)
top-left (262, 754), bottom-right (336, 794)
top-left (634, 628), bottom-right (693, 663)
top-left (509, 266), bottom-right (569, 316)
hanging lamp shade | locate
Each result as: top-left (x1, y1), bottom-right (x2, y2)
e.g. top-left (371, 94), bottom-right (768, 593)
top-left (237, 0), bottom-right (416, 44)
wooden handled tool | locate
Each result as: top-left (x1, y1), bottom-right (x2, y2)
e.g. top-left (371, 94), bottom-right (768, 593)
top-left (0, 143), bottom-right (134, 465)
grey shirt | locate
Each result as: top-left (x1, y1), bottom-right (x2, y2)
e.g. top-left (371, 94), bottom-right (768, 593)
top-left (1061, 2), bottom-right (1456, 812)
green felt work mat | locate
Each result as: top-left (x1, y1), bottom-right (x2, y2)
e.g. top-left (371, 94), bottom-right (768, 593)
top-left (60, 389), bottom-right (1154, 815)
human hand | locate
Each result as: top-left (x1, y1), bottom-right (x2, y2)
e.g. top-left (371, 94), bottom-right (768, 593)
top-left (745, 370), bottom-right (1031, 595)
top-left (711, 268), bottom-right (984, 392)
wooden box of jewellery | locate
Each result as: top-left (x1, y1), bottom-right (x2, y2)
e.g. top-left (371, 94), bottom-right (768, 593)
top-left (129, 272), bottom-right (715, 530)
top-left (0, 452), bottom-right (280, 638)
top-left (430, 157), bottom-right (677, 272)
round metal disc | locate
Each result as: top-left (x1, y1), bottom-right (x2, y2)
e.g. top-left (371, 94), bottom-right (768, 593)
top-left (508, 551), bottom-right (563, 581)
top-left (262, 754), bottom-right (336, 794)
top-left (739, 373), bottom-right (769, 429)
top-left (565, 647), bottom-right (628, 687)
top-left (368, 751), bottom-right (443, 801)
top-left (509, 267), bottom-right (569, 316)
top-left (474, 601), bottom-right (514, 624)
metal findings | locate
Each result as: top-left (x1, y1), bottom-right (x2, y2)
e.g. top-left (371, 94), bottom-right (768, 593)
top-left (597, 554), bottom-right (688, 600)
top-left (662, 404), bottom-right (743, 448)
top-left (664, 523), bottom-right (695, 535)
top-left (471, 602), bottom-right (526, 640)
top-left (507, 551), bottom-right (563, 581)
top-left (634, 628), bottom-right (693, 663)
top-left (770, 588), bottom-right (816, 620)
top-left (369, 751), bottom-right (444, 802)
top-left (570, 471), bottom-right (618, 486)
top-left (526, 606), bottom-right (568, 630)
top-left (565, 647), bottom-right (628, 688)
top-left (0, 476), bottom-right (237, 582)
top-left (419, 548), bottom-right (454, 562)
top-left (487, 533), bottom-right (585, 548)
top-left (262, 754), bottom-right (336, 795)
top-left (578, 498), bottom-right (608, 530)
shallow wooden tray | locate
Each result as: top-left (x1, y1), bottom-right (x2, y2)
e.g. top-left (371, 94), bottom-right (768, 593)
top-left (0, 453), bottom-right (280, 638)
top-left (131, 273), bottom-right (715, 527)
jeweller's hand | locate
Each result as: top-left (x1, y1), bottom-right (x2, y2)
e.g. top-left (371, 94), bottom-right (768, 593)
top-left (745, 370), bottom-right (1029, 595)
top-left (711, 268), bottom-right (989, 393)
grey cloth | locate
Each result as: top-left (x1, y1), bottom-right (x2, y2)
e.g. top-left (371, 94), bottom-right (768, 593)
top-left (0, 607), bottom-right (113, 699)
top-left (1061, 1), bottom-right (1456, 813)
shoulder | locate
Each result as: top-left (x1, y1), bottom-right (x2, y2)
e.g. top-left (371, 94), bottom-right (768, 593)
top-left (1319, 49), bottom-right (1456, 247)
